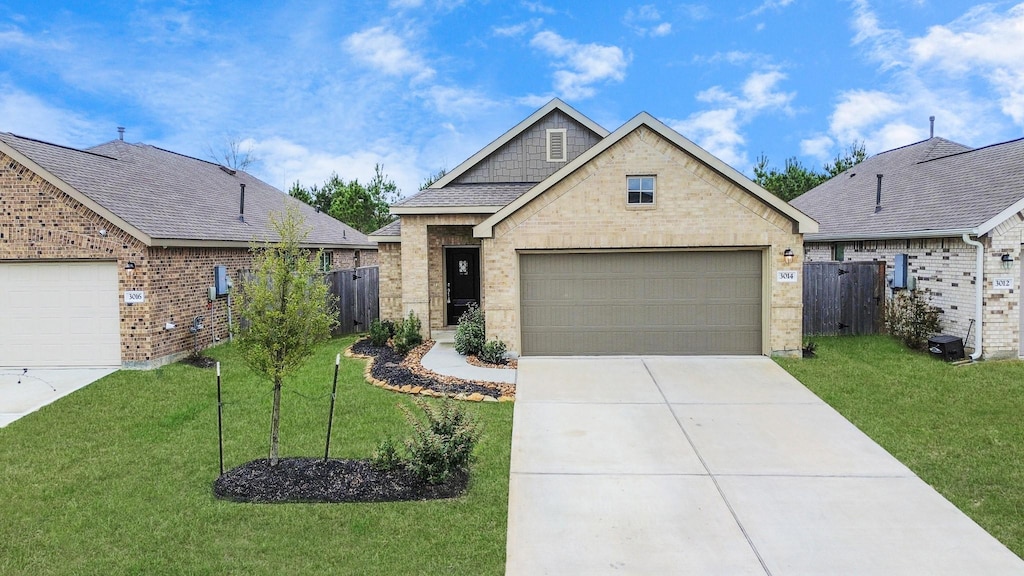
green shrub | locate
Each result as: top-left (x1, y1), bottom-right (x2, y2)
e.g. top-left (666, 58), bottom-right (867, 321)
top-left (454, 303), bottom-right (485, 356)
top-left (370, 437), bottom-right (405, 471)
top-left (885, 290), bottom-right (941, 350)
top-left (400, 399), bottom-right (481, 485)
top-left (479, 338), bottom-right (507, 365)
top-left (368, 318), bottom-right (390, 347)
top-left (392, 311), bottom-right (423, 355)
top-left (380, 319), bottom-right (397, 338)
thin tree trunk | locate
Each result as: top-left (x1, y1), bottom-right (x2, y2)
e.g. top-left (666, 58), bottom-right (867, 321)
top-left (269, 376), bottom-right (282, 466)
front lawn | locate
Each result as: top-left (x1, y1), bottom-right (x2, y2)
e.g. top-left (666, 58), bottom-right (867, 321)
top-left (777, 336), bottom-right (1024, 558)
top-left (0, 336), bottom-right (512, 575)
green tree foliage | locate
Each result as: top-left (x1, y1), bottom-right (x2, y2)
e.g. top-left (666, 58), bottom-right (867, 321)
top-left (420, 167), bottom-right (448, 190)
top-left (754, 141), bottom-right (867, 201)
top-left (289, 164), bottom-right (400, 234)
top-left (235, 206), bottom-right (339, 466)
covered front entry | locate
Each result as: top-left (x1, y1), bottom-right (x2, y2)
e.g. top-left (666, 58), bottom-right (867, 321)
top-left (0, 261), bottom-right (121, 367)
top-left (519, 250), bottom-right (763, 356)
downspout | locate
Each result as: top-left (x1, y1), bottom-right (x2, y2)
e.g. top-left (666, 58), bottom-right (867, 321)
top-left (962, 233), bottom-right (984, 360)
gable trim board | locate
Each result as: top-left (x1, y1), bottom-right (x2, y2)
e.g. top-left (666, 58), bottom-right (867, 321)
top-left (428, 98), bottom-right (611, 190)
top-left (391, 205), bottom-right (505, 215)
top-left (475, 112), bottom-right (818, 239)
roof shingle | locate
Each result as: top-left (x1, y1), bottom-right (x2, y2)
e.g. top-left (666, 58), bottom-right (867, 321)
top-left (1, 133), bottom-right (371, 248)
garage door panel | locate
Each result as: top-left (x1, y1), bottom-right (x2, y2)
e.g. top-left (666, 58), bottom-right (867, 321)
top-left (520, 251), bottom-right (762, 356)
top-left (0, 262), bottom-right (120, 367)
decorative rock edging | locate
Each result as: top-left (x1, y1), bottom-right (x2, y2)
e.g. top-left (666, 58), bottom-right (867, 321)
top-left (345, 339), bottom-right (515, 403)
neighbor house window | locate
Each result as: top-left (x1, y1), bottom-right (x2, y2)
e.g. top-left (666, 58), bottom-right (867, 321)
top-left (627, 176), bottom-right (655, 204)
top-left (833, 243), bottom-right (845, 261)
top-left (546, 129), bottom-right (567, 162)
top-left (320, 251), bottom-right (333, 272)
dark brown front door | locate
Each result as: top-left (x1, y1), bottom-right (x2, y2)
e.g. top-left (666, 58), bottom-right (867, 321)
top-left (446, 247), bottom-right (480, 325)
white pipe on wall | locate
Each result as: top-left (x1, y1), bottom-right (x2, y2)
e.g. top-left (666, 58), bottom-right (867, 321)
top-left (962, 233), bottom-right (985, 360)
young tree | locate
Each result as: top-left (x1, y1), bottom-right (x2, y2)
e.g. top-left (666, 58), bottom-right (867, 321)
top-left (235, 206), bottom-right (338, 466)
top-left (420, 167), bottom-right (448, 190)
top-left (824, 141), bottom-right (867, 178)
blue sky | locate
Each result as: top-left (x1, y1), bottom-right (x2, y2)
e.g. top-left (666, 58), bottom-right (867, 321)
top-left (2, 1), bottom-right (1023, 196)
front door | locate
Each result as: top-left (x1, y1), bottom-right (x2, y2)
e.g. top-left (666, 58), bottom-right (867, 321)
top-left (446, 247), bottom-right (480, 325)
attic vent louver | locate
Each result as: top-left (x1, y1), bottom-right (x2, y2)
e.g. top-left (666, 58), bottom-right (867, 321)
top-left (546, 128), bottom-right (567, 163)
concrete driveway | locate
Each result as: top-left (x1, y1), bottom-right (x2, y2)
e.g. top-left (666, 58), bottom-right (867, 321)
top-left (0, 367), bottom-right (117, 427)
top-left (506, 356), bottom-right (1024, 575)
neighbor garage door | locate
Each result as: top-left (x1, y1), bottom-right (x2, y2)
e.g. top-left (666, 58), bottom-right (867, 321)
top-left (520, 251), bottom-right (762, 356)
top-left (0, 261), bottom-right (121, 367)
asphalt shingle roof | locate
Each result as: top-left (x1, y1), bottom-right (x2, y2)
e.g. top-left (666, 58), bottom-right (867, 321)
top-left (393, 182), bottom-right (536, 208)
top-left (789, 137), bottom-right (1024, 240)
top-left (1, 133), bottom-right (371, 247)
top-left (370, 219), bottom-right (401, 237)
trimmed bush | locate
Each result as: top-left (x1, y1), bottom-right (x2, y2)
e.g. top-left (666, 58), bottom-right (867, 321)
top-left (368, 318), bottom-right (390, 347)
top-left (400, 399), bottom-right (481, 485)
top-left (370, 437), bottom-right (405, 471)
top-left (479, 338), bottom-right (507, 365)
top-left (392, 311), bottom-right (423, 355)
top-left (885, 290), bottom-right (941, 350)
top-left (454, 303), bottom-right (485, 356)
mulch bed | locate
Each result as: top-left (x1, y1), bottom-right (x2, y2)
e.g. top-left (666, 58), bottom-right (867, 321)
top-left (465, 354), bottom-right (518, 369)
top-left (213, 457), bottom-right (467, 503)
top-left (350, 339), bottom-right (515, 400)
top-left (181, 354), bottom-right (218, 368)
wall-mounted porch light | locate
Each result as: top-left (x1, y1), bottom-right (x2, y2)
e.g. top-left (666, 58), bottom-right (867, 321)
top-left (783, 248), bottom-right (795, 264)
top-left (125, 261), bottom-right (136, 275)
top-left (1001, 253), bottom-right (1013, 270)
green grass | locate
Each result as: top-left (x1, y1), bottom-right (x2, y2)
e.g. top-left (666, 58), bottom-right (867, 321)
top-left (0, 336), bottom-right (513, 575)
top-left (778, 335), bottom-right (1024, 557)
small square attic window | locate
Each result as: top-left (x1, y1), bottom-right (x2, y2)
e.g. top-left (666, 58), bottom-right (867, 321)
top-left (546, 129), bottom-right (567, 162)
top-left (627, 176), bottom-right (655, 204)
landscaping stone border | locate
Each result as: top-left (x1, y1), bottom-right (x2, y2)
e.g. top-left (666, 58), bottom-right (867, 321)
top-left (346, 339), bottom-right (515, 402)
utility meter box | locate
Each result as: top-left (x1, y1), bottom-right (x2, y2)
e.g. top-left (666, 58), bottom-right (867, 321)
top-left (893, 253), bottom-right (909, 289)
top-left (214, 265), bottom-right (229, 296)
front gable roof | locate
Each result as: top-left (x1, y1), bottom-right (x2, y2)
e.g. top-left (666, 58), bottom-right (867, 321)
top-left (0, 133), bottom-right (373, 249)
top-left (391, 98), bottom-right (608, 215)
top-left (791, 136), bottom-right (1024, 241)
top-left (473, 112), bottom-right (819, 238)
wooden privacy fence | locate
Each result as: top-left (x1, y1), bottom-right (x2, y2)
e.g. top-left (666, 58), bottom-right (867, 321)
top-left (326, 266), bottom-right (380, 335)
top-left (803, 261), bottom-right (886, 336)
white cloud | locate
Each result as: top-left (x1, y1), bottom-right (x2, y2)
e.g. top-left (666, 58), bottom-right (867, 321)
top-left (812, 0), bottom-right (1024, 159)
top-left (419, 85), bottom-right (498, 117)
top-left (800, 135), bottom-right (835, 160)
top-left (493, 19), bottom-right (543, 38)
top-left (625, 5), bottom-right (673, 37)
top-left (343, 26), bottom-right (435, 82)
top-left (522, 1), bottom-right (556, 14)
top-left (669, 68), bottom-right (794, 170)
top-left (679, 4), bottom-right (711, 21)
top-left (529, 30), bottom-right (629, 99)
top-left (746, 0), bottom-right (795, 18)
top-left (389, 0), bottom-right (424, 8)
top-left (0, 87), bottom-right (108, 147)
top-left (253, 136), bottom-right (425, 198)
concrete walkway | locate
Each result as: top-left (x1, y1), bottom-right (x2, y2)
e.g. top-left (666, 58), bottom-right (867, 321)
top-left (419, 332), bottom-right (517, 384)
top-left (0, 367), bottom-right (118, 427)
top-left (506, 356), bottom-right (1024, 575)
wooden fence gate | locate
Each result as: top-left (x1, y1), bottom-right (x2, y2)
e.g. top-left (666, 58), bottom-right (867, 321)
top-left (803, 261), bottom-right (886, 336)
top-left (327, 266), bottom-right (380, 336)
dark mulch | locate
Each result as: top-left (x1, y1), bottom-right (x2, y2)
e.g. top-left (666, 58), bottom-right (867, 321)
top-left (350, 339), bottom-right (511, 398)
top-left (213, 457), bottom-right (468, 503)
top-left (181, 354), bottom-right (217, 368)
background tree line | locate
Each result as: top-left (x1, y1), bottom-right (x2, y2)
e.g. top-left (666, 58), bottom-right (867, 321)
top-left (753, 142), bottom-right (867, 201)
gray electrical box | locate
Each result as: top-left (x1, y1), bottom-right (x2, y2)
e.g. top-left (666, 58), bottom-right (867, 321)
top-left (214, 265), bottom-right (229, 296)
top-left (893, 253), bottom-right (909, 289)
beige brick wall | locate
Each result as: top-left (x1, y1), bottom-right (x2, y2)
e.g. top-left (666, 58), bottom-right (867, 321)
top-left (2, 152), bottom-right (371, 367)
top-left (427, 225), bottom-right (482, 330)
top-left (806, 217), bottom-right (1024, 358)
top-left (378, 242), bottom-right (403, 320)
top-left (481, 126), bottom-right (805, 356)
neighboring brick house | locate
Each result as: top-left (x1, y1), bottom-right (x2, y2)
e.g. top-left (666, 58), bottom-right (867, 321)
top-left (0, 133), bottom-right (377, 369)
top-left (369, 99), bottom-right (817, 357)
top-left (791, 136), bottom-right (1024, 359)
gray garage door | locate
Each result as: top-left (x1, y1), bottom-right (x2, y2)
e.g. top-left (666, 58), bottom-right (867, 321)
top-left (520, 251), bottom-right (762, 356)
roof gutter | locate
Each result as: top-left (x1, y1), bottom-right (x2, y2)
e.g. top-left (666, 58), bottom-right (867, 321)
top-left (805, 228), bottom-right (974, 242)
top-left (961, 233), bottom-right (985, 360)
